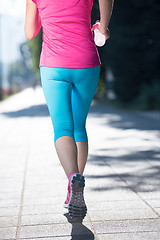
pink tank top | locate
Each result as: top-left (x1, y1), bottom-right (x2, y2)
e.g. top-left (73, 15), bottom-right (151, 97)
top-left (31, 0), bottom-right (101, 68)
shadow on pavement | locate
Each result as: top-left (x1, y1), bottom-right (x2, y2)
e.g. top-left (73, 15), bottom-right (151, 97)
top-left (89, 101), bottom-right (160, 131)
top-left (64, 213), bottom-right (95, 240)
top-left (86, 101), bottom-right (160, 194)
top-left (1, 99), bottom-right (160, 132)
top-left (87, 150), bottom-right (160, 193)
top-left (1, 104), bottom-right (49, 118)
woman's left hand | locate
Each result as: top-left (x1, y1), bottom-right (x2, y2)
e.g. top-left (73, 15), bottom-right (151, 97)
top-left (97, 25), bottom-right (110, 40)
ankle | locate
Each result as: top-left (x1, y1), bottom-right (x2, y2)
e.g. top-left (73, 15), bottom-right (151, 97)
top-left (68, 172), bottom-right (79, 182)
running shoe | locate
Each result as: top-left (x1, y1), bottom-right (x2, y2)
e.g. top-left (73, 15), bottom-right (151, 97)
top-left (68, 173), bottom-right (87, 222)
top-left (64, 172), bottom-right (77, 208)
top-left (64, 182), bottom-right (70, 208)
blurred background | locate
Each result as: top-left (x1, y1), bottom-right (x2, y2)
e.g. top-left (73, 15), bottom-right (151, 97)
top-left (0, 0), bottom-right (160, 110)
top-left (0, 0), bottom-right (39, 101)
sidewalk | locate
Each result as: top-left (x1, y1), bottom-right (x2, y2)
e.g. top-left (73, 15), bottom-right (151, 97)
top-left (0, 86), bottom-right (160, 240)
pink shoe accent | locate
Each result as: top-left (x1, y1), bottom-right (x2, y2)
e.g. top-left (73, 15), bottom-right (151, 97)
top-left (64, 172), bottom-right (79, 208)
top-left (64, 190), bottom-right (70, 208)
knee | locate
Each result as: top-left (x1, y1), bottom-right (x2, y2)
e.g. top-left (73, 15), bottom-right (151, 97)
top-left (74, 126), bottom-right (88, 142)
top-left (54, 121), bottom-right (74, 144)
top-left (53, 123), bottom-right (88, 144)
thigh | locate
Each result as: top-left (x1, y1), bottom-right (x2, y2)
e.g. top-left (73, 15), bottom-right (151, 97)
top-left (40, 67), bottom-right (74, 129)
top-left (71, 65), bottom-right (100, 128)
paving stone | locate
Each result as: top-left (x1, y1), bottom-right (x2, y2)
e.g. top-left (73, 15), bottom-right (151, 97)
top-left (85, 179), bottom-right (131, 191)
top-left (87, 199), bottom-right (149, 211)
top-left (0, 199), bottom-right (20, 208)
top-left (89, 208), bottom-right (158, 221)
top-left (21, 213), bottom-right (67, 226)
top-left (0, 207), bottom-right (19, 217)
top-left (22, 204), bottom-right (64, 215)
top-left (138, 192), bottom-right (160, 200)
top-left (145, 199), bottom-right (160, 208)
top-left (19, 237), bottom-right (71, 240)
top-left (0, 216), bottom-right (18, 228)
top-left (85, 189), bottom-right (140, 202)
top-left (25, 176), bottom-right (65, 186)
top-left (97, 231), bottom-right (160, 240)
top-left (23, 188), bottom-right (64, 198)
top-left (19, 236), bottom-right (94, 240)
top-left (0, 171), bottom-right (24, 179)
top-left (21, 212), bottom-right (87, 226)
top-left (0, 193), bottom-right (21, 201)
top-left (0, 227), bottom-right (16, 239)
top-left (92, 219), bottom-right (160, 234)
top-left (19, 223), bottom-right (93, 238)
top-left (21, 211), bottom-right (90, 226)
top-left (24, 183), bottom-right (65, 191)
top-left (154, 208), bottom-right (160, 215)
top-left (23, 196), bottom-right (64, 206)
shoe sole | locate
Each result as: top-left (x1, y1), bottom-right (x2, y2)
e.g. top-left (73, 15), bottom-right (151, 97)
top-left (63, 203), bottom-right (68, 208)
top-left (68, 174), bottom-right (87, 222)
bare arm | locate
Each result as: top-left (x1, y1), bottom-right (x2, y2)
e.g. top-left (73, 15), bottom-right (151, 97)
top-left (98, 0), bottom-right (114, 38)
top-left (24, 0), bottom-right (42, 41)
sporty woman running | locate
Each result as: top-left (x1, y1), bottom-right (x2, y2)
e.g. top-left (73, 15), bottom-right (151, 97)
top-left (25, 0), bottom-right (114, 221)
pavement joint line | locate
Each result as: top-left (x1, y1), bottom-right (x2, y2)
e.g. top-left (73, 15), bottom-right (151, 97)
top-left (15, 119), bottom-right (33, 240)
top-left (19, 237), bottom-right (93, 240)
top-left (3, 205), bottom-right (155, 216)
top-left (14, 217), bottom-right (160, 228)
top-left (96, 230), bottom-right (160, 236)
top-left (8, 203), bottom-right (64, 207)
top-left (15, 149), bottom-right (29, 240)
top-left (86, 198), bottom-right (160, 202)
top-left (0, 177), bottom-right (18, 179)
top-left (18, 235), bottom-right (82, 239)
top-left (18, 232), bottom-right (95, 239)
top-left (0, 217), bottom-right (159, 229)
top-left (1, 239), bottom-right (15, 240)
top-left (0, 226), bottom-right (17, 229)
top-left (85, 213), bottom-right (97, 240)
top-left (19, 237), bottom-right (69, 240)
top-left (0, 206), bottom-right (20, 209)
top-left (0, 205), bottom-right (151, 218)
top-left (87, 207), bottom-right (156, 211)
top-left (0, 203), bottom-right (19, 207)
top-left (19, 221), bottom-right (90, 227)
top-left (103, 161), bottom-right (160, 218)
top-left (82, 217), bottom-right (160, 223)
top-left (21, 212), bottom-right (70, 217)
top-left (0, 215), bottom-right (20, 218)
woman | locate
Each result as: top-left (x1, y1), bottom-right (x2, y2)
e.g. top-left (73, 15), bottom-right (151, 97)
top-left (25, 0), bottom-right (114, 222)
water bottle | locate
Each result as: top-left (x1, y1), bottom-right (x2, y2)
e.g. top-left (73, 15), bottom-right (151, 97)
top-left (91, 21), bottom-right (108, 47)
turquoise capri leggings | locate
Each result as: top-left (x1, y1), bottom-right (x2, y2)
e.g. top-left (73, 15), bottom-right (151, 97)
top-left (40, 65), bottom-right (100, 144)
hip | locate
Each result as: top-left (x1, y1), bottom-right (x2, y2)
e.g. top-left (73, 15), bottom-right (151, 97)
top-left (40, 65), bottom-right (101, 85)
